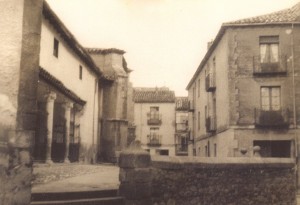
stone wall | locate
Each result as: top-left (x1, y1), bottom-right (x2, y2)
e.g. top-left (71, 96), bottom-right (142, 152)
top-left (151, 156), bottom-right (296, 205)
top-left (0, 0), bottom-right (43, 204)
top-left (120, 151), bottom-right (296, 205)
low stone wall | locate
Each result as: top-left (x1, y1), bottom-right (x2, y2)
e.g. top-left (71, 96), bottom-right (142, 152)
top-left (119, 149), bottom-right (296, 205)
top-left (151, 157), bottom-right (296, 205)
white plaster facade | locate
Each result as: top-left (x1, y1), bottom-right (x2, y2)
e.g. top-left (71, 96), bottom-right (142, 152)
top-left (38, 16), bottom-right (100, 162)
top-left (134, 102), bottom-right (176, 156)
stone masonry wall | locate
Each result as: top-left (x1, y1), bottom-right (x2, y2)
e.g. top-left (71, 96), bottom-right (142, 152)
top-left (0, 0), bottom-right (42, 204)
top-left (150, 157), bottom-right (295, 205)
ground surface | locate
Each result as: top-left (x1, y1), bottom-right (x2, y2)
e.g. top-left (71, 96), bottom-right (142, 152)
top-left (32, 163), bottom-right (120, 193)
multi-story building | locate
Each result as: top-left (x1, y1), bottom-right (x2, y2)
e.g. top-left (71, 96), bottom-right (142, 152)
top-left (33, 2), bottom-right (133, 164)
top-left (133, 87), bottom-right (176, 156)
top-left (187, 3), bottom-right (300, 159)
top-left (175, 97), bottom-right (189, 156)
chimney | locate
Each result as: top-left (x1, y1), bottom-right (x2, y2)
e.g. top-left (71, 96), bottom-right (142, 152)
top-left (207, 40), bottom-right (214, 50)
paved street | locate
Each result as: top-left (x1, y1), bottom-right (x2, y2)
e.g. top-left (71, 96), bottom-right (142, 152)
top-left (32, 163), bottom-right (120, 193)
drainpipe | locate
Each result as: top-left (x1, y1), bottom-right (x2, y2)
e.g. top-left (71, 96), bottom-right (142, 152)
top-left (291, 23), bottom-right (296, 129)
top-left (92, 78), bottom-right (98, 163)
top-left (289, 23), bottom-right (299, 190)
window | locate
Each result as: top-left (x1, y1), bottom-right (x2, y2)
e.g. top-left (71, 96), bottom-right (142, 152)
top-left (159, 150), bottom-right (169, 156)
top-left (79, 65), bottom-right (83, 80)
top-left (261, 86), bottom-right (280, 111)
top-left (207, 141), bottom-right (210, 157)
top-left (214, 143), bottom-right (217, 157)
top-left (53, 38), bottom-right (59, 58)
top-left (259, 36), bottom-right (279, 63)
top-left (198, 79), bottom-right (200, 97)
top-left (150, 107), bottom-right (159, 119)
top-left (198, 111), bottom-right (200, 130)
top-left (213, 57), bottom-right (216, 71)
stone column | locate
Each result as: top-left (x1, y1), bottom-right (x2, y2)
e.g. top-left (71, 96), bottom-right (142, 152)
top-left (119, 141), bottom-right (152, 205)
top-left (63, 102), bottom-right (73, 163)
top-left (45, 92), bottom-right (56, 164)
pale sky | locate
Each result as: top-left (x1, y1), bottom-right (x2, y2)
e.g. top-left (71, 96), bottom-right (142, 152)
top-left (46, 0), bottom-right (299, 96)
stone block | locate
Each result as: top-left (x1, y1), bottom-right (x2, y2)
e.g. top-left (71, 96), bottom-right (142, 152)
top-left (119, 151), bottom-right (151, 168)
top-left (120, 168), bottom-right (152, 183)
top-left (119, 181), bottom-right (152, 200)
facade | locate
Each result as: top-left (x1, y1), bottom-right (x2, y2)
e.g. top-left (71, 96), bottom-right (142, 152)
top-left (186, 3), bottom-right (300, 160)
top-left (88, 48), bottom-right (133, 162)
top-left (33, 2), bottom-right (132, 164)
top-left (175, 97), bottom-right (189, 156)
top-left (133, 87), bottom-right (176, 156)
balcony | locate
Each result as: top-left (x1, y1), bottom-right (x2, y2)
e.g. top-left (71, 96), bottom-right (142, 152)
top-left (253, 55), bottom-right (287, 76)
top-left (147, 113), bottom-right (162, 125)
top-left (206, 116), bottom-right (216, 132)
top-left (175, 144), bottom-right (188, 156)
top-left (205, 72), bottom-right (216, 92)
top-left (254, 108), bottom-right (290, 128)
top-left (188, 100), bottom-right (194, 112)
top-left (147, 134), bottom-right (162, 147)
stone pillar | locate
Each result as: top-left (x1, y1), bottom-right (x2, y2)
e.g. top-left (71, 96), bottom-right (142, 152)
top-left (63, 102), bottom-right (73, 163)
top-left (119, 141), bottom-right (152, 205)
top-left (45, 92), bottom-right (56, 164)
top-left (0, 0), bottom-right (43, 204)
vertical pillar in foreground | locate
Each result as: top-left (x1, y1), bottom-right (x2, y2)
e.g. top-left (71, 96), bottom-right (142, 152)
top-left (63, 101), bottom-right (73, 163)
top-left (45, 92), bottom-right (56, 164)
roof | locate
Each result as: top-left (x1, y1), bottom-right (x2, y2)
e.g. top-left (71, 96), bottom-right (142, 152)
top-left (186, 2), bottom-right (300, 90)
top-left (87, 48), bottom-right (132, 79)
top-left (39, 67), bottom-right (86, 106)
top-left (133, 87), bottom-right (175, 103)
top-left (175, 97), bottom-right (189, 111)
top-left (225, 2), bottom-right (300, 25)
top-left (86, 48), bottom-right (126, 55)
top-left (43, 1), bottom-right (112, 82)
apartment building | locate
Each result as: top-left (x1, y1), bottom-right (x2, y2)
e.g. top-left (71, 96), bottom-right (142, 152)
top-left (175, 97), bottom-right (189, 156)
top-left (187, 3), bottom-right (300, 159)
top-left (133, 87), bottom-right (176, 156)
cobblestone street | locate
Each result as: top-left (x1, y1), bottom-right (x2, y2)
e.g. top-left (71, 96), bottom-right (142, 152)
top-left (32, 163), bottom-right (120, 192)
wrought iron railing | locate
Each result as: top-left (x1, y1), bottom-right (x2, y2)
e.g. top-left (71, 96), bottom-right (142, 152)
top-left (253, 55), bottom-right (287, 75)
top-left (147, 113), bottom-right (162, 125)
top-left (254, 108), bottom-right (290, 127)
top-left (175, 144), bottom-right (188, 155)
top-left (147, 134), bottom-right (162, 146)
top-left (205, 72), bottom-right (216, 92)
top-left (205, 116), bottom-right (217, 132)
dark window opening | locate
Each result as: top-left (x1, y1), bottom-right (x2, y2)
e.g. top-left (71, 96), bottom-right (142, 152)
top-left (79, 65), bottom-right (83, 80)
top-left (53, 38), bottom-right (59, 58)
top-left (159, 150), bottom-right (169, 156)
top-left (253, 140), bottom-right (291, 158)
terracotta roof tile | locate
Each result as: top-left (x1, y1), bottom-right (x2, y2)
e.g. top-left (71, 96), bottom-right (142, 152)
top-left (225, 2), bottom-right (300, 25)
top-left (133, 87), bottom-right (175, 103)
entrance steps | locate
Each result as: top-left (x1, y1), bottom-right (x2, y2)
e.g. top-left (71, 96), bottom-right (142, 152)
top-left (31, 189), bottom-right (124, 205)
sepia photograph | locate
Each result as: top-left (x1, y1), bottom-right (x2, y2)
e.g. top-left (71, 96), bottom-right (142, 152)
top-left (0, 0), bottom-right (300, 204)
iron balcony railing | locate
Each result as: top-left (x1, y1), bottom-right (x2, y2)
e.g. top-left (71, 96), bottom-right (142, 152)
top-left (205, 72), bottom-right (216, 92)
top-left (205, 116), bottom-right (217, 132)
top-left (254, 108), bottom-right (290, 127)
top-left (188, 100), bottom-right (195, 112)
top-left (147, 134), bottom-right (162, 146)
top-left (147, 113), bottom-right (162, 125)
top-left (253, 55), bottom-right (287, 75)
top-left (175, 144), bottom-right (188, 156)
